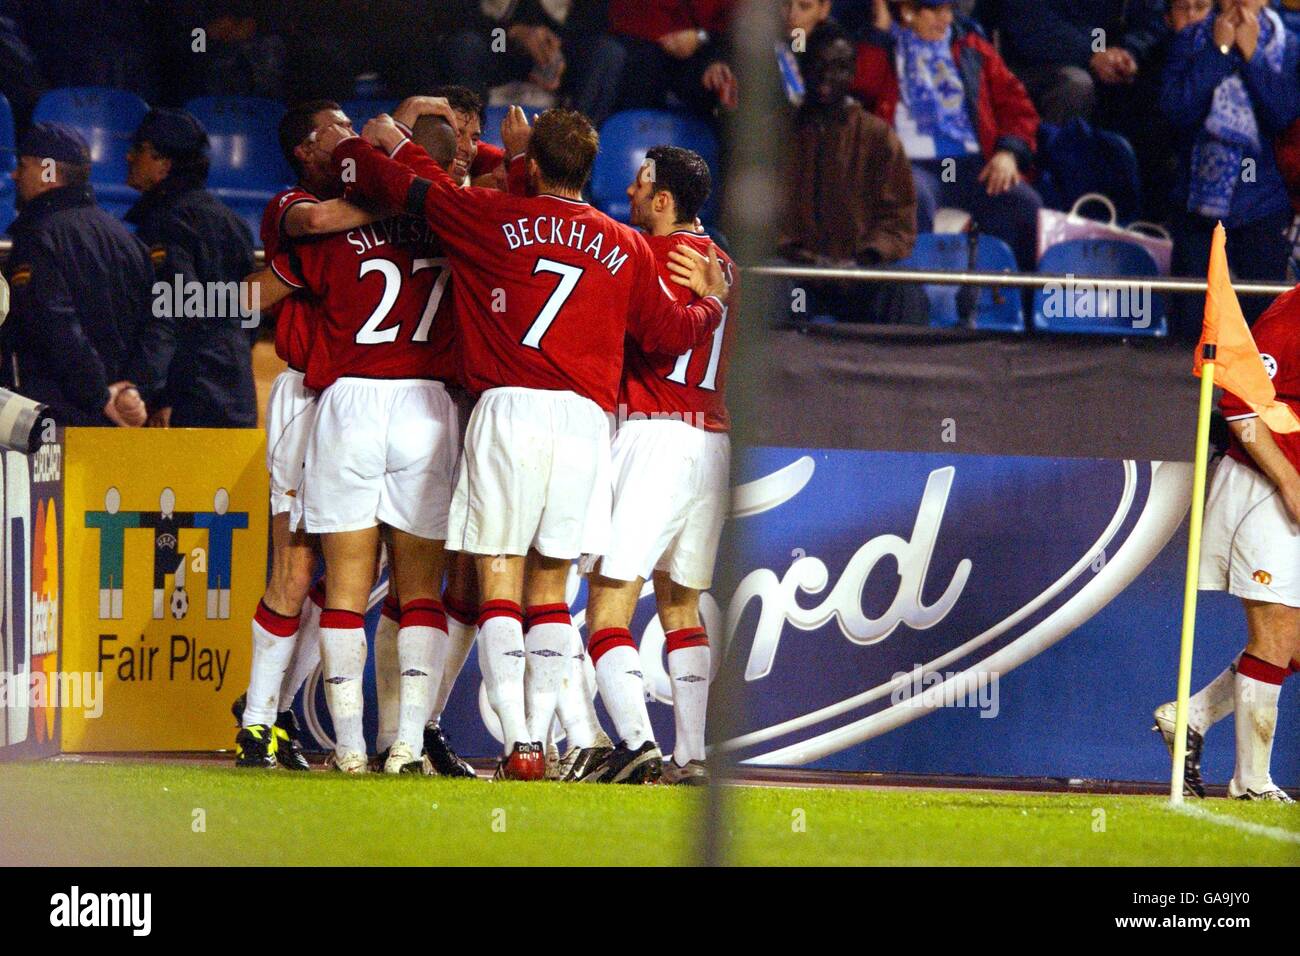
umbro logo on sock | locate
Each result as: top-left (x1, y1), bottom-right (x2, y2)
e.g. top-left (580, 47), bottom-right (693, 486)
top-left (677, 674), bottom-right (706, 682)
top-left (504, 650), bottom-right (526, 658)
top-left (628, 670), bottom-right (643, 679)
top-left (530, 649), bottom-right (564, 657)
top-left (325, 676), bottom-right (354, 684)
top-left (401, 668), bottom-right (427, 677)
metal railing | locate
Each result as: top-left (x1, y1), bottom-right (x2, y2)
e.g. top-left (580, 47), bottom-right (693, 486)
top-left (1, 239), bottom-right (1293, 298)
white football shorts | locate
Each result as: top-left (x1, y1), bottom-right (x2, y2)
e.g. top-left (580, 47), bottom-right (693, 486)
top-left (1199, 454), bottom-right (1300, 607)
top-left (594, 418), bottom-right (730, 591)
top-left (265, 368), bottom-right (317, 517)
top-left (448, 386), bottom-right (612, 559)
top-left (301, 377), bottom-right (458, 540)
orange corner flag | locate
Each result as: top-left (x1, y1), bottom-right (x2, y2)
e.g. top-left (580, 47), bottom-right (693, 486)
top-left (1194, 223), bottom-right (1300, 434)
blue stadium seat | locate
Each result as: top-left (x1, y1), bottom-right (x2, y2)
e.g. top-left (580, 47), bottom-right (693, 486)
top-left (481, 104), bottom-right (509, 149)
top-left (1032, 238), bottom-right (1166, 336)
top-left (0, 93), bottom-right (15, 232)
top-left (340, 98), bottom-right (394, 130)
top-left (32, 87), bottom-right (149, 208)
top-left (892, 232), bottom-right (1024, 331)
top-left (185, 97), bottom-right (290, 247)
top-left (591, 110), bottom-right (720, 223)
top-left (1037, 119), bottom-right (1142, 224)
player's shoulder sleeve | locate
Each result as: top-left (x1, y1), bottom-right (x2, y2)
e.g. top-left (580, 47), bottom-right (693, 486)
top-left (262, 187), bottom-right (317, 249)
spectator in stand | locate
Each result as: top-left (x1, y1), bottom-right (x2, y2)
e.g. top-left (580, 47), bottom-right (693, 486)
top-left (124, 108), bottom-right (258, 429)
top-left (0, 7), bottom-right (43, 134)
top-left (609, 0), bottom-right (739, 115)
top-left (998, 0), bottom-right (1168, 125)
top-left (778, 0), bottom-right (832, 104)
top-left (438, 1), bottom-right (625, 128)
top-left (1161, 0), bottom-right (1299, 332)
top-left (780, 21), bottom-right (928, 324)
top-left (2, 124), bottom-right (152, 426)
top-left (156, 1), bottom-right (288, 105)
top-left (7, 0), bottom-right (160, 104)
top-left (854, 0), bottom-right (1041, 269)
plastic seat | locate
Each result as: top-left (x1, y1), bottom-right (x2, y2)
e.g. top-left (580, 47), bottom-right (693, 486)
top-left (481, 104), bottom-right (509, 148)
top-left (0, 93), bottom-right (15, 231)
top-left (340, 98), bottom-right (393, 130)
top-left (592, 109), bottom-right (720, 222)
top-left (1037, 119), bottom-right (1142, 224)
top-left (892, 233), bottom-right (1024, 331)
top-left (185, 96), bottom-right (292, 193)
top-left (32, 87), bottom-right (149, 206)
top-left (1032, 238), bottom-right (1166, 336)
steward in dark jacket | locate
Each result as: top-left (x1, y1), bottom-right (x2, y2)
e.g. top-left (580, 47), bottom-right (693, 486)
top-left (126, 108), bottom-right (257, 428)
top-left (2, 123), bottom-right (153, 425)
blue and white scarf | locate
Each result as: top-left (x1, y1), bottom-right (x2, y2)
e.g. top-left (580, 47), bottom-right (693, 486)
top-left (1188, 8), bottom-right (1286, 218)
top-left (891, 22), bottom-right (979, 159)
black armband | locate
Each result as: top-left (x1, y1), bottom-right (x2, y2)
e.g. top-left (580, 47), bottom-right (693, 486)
top-left (406, 178), bottom-right (432, 216)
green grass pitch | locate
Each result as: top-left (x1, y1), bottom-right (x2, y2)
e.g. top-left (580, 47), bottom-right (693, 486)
top-left (1, 761), bottom-right (1297, 866)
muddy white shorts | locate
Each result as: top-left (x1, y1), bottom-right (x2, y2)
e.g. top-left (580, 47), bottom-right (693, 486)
top-left (448, 387), bottom-right (612, 559)
top-left (265, 368), bottom-right (317, 517)
top-left (594, 418), bottom-right (730, 590)
top-left (1199, 455), bottom-right (1300, 607)
top-left (301, 377), bottom-right (458, 540)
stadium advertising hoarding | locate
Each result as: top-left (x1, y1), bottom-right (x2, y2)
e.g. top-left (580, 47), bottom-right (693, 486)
top-left (0, 435), bottom-right (64, 761)
top-left (401, 447), bottom-right (1294, 786)
top-left (60, 428), bottom-right (267, 751)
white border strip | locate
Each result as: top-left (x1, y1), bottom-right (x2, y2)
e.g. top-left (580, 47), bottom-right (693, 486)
top-left (1169, 802), bottom-right (1300, 845)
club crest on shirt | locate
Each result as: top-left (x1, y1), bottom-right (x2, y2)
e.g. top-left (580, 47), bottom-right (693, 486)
top-left (1260, 353), bottom-right (1278, 380)
top-left (1253, 569), bottom-right (1273, 586)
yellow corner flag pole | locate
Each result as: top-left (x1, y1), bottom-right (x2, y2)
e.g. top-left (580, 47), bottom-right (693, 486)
top-left (1171, 343), bottom-right (1217, 805)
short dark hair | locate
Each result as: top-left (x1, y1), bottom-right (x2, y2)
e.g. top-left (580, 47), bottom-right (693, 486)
top-left (412, 114), bottom-right (458, 170)
top-left (279, 99), bottom-right (342, 176)
top-left (804, 18), bottom-right (852, 63)
top-left (429, 85), bottom-right (484, 124)
top-left (60, 161), bottom-right (91, 189)
top-left (528, 109), bottom-right (599, 193)
top-left (644, 145), bottom-right (711, 224)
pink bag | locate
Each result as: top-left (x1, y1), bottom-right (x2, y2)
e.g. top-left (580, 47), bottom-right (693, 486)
top-left (1037, 193), bottom-right (1173, 275)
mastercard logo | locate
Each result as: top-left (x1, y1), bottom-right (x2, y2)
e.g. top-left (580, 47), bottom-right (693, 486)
top-left (1253, 570), bottom-right (1273, 586)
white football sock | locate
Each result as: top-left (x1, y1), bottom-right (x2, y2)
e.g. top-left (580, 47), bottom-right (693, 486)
top-left (477, 603), bottom-right (528, 752)
top-left (591, 628), bottom-right (651, 749)
top-left (430, 612), bottom-right (476, 725)
top-left (666, 628), bottom-right (711, 765)
top-left (555, 624), bottom-right (599, 748)
top-left (374, 599), bottom-right (401, 753)
top-left (242, 601), bottom-right (298, 727)
top-left (523, 605), bottom-right (573, 743)
top-left (278, 591), bottom-right (323, 710)
top-left (320, 610), bottom-right (368, 756)
top-left (1232, 656), bottom-right (1285, 792)
top-left (1188, 656), bottom-right (1239, 734)
top-left (396, 600), bottom-right (447, 747)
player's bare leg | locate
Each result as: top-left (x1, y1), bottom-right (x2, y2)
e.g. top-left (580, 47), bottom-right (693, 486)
top-left (235, 511), bottom-right (316, 769)
top-left (475, 553), bottom-right (542, 777)
top-left (380, 529), bottom-right (448, 774)
top-left (318, 527), bottom-right (382, 773)
top-left (1228, 600), bottom-right (1300, 800)
top-left (422, 550), bottom-right (479, 777)
top-left (654, 571), bottom-right (711, 785)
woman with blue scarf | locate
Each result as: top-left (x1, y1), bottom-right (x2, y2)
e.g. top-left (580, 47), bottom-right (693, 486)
top-left (854, 0), bottom-right (1043, 269)
top-left (1161, 0), bottom-right (1300, 330)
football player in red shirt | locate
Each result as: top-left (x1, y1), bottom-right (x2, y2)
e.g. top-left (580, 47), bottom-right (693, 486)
top-left (248, 114), bottom-right (465, 775)
top-left (1155, 287), bottom-right (1300, 802)
top-left (316, 105), bottom-right (727, 779)
top-left (235, 99), bottom-right (379, 772)
top-left (570, 146), bottom-right (736, 784)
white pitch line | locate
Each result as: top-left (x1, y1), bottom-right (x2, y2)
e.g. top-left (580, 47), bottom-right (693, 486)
top-left (1168, 802), bottom-right (1300, 845)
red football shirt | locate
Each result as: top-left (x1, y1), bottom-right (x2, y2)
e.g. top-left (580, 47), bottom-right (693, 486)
top-left (1223, 286), bottom-right (1300, 474)
top-left (261, 187), bottom-right (321, 372)
top-left (620, 230), bottom-right (737, 432)
top-left (269, 215), bottom-right (455, 391)
top-left (333, 137), bottom-right (724, 411)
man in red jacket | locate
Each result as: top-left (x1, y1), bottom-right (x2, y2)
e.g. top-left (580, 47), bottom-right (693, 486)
top-left (853, 0), bottom-right (1042, 268)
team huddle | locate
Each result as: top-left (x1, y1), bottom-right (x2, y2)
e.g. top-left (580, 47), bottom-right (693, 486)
top-left (229, 89), bottom-right (735, 784)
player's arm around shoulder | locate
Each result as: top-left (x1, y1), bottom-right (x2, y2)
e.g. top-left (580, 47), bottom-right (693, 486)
top-left (627, 231), bottom-right (728, 356)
